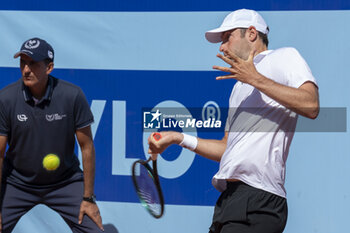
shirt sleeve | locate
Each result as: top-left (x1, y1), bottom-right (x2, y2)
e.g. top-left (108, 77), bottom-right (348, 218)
top-left (283, 47), bottom-right (317, 88)
top-left (74, 88), bottom-right (94, 130)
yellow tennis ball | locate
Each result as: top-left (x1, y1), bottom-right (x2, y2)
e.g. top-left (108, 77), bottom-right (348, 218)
top-left (43, 154), bottom-right (60, 171)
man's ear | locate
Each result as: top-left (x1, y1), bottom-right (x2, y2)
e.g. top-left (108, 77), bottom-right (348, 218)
top-left (247, 26), bottom-right (258, 42)
top-left (46, 62), bottom-right (54, 75)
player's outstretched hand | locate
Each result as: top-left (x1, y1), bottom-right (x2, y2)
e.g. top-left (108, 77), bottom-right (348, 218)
top-left (148, 131), bottom-right (183, 155)
top-left (79, 201), bottom-right (104, 231)
top-left (213, 49), bottom-right (260, 85)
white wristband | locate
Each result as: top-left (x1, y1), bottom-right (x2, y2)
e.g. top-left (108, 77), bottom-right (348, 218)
top-left (179, 133), bottom-right (198, 151)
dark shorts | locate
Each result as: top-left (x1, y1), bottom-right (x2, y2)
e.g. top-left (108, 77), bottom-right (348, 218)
top-left (209, 181), bottom-right (288, 233)
top-left (0, 179), bottom-right (102, 233)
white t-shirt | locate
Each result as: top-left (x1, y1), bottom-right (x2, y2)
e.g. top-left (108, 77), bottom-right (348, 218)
top-left (212, 47), bottom-right (317, 198)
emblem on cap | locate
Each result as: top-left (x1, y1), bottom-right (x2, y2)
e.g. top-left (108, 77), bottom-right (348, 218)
top-left (24, 39), bottom-right (40, 49)
top-left (48, 51), bottom-right (53, 59)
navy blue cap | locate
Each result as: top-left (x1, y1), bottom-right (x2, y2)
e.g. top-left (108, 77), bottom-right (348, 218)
top-left (14, 38), bottom-right (54, 62)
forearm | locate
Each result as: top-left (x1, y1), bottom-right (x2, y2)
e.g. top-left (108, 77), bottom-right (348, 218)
top-left (149, 131), bottom-right (227, 162)
top-left (251, 74), bottom-right (319, 119)
top-left (81, 144), bottom-right (96, 197)
top-left (76, 126), bottom-right (96, 197)
top-left (78, 136), bottom-right (103, 230)
top-left (193, 137), bottom-right (227, 162)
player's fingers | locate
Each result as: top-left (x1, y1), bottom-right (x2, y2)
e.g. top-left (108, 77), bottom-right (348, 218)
top-left (148, 143), bottom-right (159, 154)
top-left (216, 75), bottom-right (237, 80)
top-left (152, 132), bottom-right (162, 141)
top-left (148, 140), bottom-right (157, 149)
top-left (148, 135), bottom-right (156, 147)
top-left (216, 53), bottom-right (234, 65)
top-left (148, 146), bottom-right (162, 155)
top-left (148, 149), bottom-right (158, 155)
top-left (150, 135), bottom-right (164, 147)
top-left (213, 65), bottom-right (235, 73)
top-left (149, 132), bottom-right (157, 143)
top-left (148, 132), bottom-right (155, 143)
top-left (149, 140), bottom-right (166, 154)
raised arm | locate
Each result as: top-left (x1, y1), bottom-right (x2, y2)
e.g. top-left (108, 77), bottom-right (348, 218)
top-left (214, 49), bottom-right (319, 119)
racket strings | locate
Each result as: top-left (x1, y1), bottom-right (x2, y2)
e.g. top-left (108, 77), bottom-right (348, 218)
top-left (134, 162), bottom-right (162, 215)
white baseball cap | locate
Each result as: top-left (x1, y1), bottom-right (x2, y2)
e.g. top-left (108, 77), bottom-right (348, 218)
top-left (205, 9), bottom-right (269, 43)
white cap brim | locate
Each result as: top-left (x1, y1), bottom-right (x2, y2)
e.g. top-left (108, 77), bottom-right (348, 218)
top-left (205, 26), bottom-right (237, 43)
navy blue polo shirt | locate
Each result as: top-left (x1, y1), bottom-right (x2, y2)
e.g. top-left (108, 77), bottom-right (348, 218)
top-left (0, 75), bottom-right (94, 187)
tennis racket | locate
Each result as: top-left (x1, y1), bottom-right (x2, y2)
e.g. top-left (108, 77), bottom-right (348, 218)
top-left (131, 132), bottom-right (164, 218)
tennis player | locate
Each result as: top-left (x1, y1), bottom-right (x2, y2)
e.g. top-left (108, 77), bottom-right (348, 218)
top-left (148, 9), bottom-right (319, 233)
top-left (0, 38), bottom-right (104, 232)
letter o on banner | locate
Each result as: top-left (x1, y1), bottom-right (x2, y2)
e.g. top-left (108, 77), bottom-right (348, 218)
top-left (142, 100), bottom-right (197, 179)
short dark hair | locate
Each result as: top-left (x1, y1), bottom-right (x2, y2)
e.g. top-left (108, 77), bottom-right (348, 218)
top-left (43, 58), bottom-right (54, 66)
top-left (239, 28), bottom-right (269, 47)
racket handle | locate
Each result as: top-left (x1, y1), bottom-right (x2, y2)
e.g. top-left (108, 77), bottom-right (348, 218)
top-left (149, 133), bottom-right (161, 161)
top-left (153, 132), bottom-right (162, 141)
top-left (150, 153), bottom-right (158, 161)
